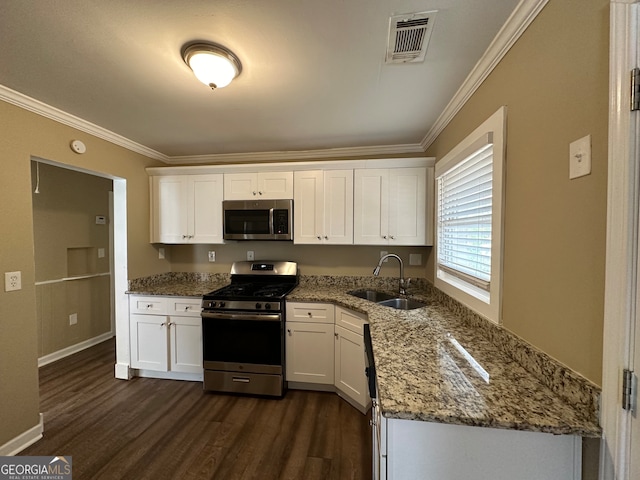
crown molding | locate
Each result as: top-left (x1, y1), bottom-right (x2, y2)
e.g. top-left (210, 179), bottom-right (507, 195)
top-left (0, 84), bottom-right (169, 161)
top-left (163, 143), bottom-right (426, 165)
top-left (420, 0), bottom-right (549, 150)
top-left (0, 0), bottom-right (546, 165)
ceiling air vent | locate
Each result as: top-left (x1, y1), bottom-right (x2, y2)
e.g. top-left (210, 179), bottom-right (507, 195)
top-left (386, 11), bottom-right (437, 64)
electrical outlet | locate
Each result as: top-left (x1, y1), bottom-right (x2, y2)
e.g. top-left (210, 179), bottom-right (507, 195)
top-left (69, 313), bottom-right (78, 325)
top-left (409, 254), bottom-right (422, 266)
top-left (5, 271), bottom-right (21, 292)
top-left (98, 248), bottom-right (105, 258)
top-left (158, 247), bottom-right (165, 260)
top-left (208, 251), bottom-right (216, 262)
top-left (247, 251), bottom-right (255, 261)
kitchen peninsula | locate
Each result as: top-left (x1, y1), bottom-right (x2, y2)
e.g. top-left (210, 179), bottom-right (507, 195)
top-left (127, 272), bottom-right (600, 478)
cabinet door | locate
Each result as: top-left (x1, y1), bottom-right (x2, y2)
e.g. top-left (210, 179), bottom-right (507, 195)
top-left (323, 170), bottom-right (354, 244)
top-left (293, 170), bottom-right (323, 244)
top-left (258, 171), bottom-right (294, 199)
top-left (335, 324), bottom-right (369, 409)
top-left (130, 314), bottom-right (168, 371)
top-left (169, 315), bottom-right (202, 373)
top-left (151, 175), bottom-right (188, 243)
top-left (190, 174), bottom-right (224, 244)
top-left (224, 173), bottom-right (258, 200)
top-left (354, 169), bottom-right (389, 245)
top-left (388, 167), bottom-right (426, 246)
top-left (286, 321), bottom-right (334, 384)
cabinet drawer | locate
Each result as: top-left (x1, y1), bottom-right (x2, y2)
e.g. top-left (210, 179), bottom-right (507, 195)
top-left (335, 306), bottom-right (368, 335)
top-left (286, 302), bottom-right (335, 323)
top-left (130, 295), bottom-right (167, 314)
top-left (168, 297), bottom-right (202, 317)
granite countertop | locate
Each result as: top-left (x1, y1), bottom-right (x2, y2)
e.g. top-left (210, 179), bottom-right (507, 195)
top-left (126, 272), bottom-right (601, 438)
top-left (287, 283), bottom-right (601, 438)
top-left (126, 272), bottom-right (229, 297)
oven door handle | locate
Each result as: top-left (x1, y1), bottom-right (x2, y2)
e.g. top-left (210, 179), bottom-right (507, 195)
top-left (201, 312), bottom-right (282, 322)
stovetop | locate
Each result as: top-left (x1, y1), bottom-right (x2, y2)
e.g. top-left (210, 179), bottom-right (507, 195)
top-left (206, 281), bottom-right (297, 300)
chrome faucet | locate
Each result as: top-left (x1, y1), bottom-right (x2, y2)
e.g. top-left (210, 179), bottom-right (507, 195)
top-left (373, 253), bottom-right (407, 295)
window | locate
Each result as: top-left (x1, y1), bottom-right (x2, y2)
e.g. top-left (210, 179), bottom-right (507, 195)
top-left (435, 107), bottom-right (506, 323)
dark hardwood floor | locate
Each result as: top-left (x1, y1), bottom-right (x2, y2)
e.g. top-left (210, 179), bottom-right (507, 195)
top-left (21, 338), bottom-right (372, 480)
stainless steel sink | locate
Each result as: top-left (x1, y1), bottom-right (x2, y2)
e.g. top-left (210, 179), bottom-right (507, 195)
top-left (348, 289), bottom-right (396, 302)
top-left (377, 298), bottom-right (427, 310)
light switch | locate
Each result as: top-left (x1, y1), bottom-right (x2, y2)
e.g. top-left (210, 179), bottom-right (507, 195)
top-left (98, 248), bottom-right (105, 258)
top-left (247, 251), bottom-right (255, 261)
top-left (208, 251), bottom-right (216, 262)
top-left (409, 254), bottom-right (422, 266)
top-left (569, 135), bottom-right (591, 179)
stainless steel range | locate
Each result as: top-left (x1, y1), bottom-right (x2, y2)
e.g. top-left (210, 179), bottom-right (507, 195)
top-left (201, 261), bottom-right (298, 397)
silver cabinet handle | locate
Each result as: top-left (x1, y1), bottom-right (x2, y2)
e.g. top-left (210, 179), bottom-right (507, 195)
top-left (232, 377), bottom-right (250, 383)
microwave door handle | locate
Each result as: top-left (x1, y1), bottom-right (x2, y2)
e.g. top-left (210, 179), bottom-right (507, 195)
top-left (269, 208), bottom-right (274, 235)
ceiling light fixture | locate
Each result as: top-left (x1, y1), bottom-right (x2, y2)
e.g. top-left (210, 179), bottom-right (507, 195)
top-left (181, 42), bottom-right (242, 90)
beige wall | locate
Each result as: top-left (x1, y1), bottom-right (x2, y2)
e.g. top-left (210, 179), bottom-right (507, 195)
top-left (169, 243), bottom-right (430, 279)
top-left (0, 99), bottom-right (164, 447)
top-left (31, 164), bottom-right (113, 356)
top-left (425, 0), bottom-right (609, 385)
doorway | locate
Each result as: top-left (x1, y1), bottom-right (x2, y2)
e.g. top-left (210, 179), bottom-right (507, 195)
top-left (30, 157), bottom-right (128, 372)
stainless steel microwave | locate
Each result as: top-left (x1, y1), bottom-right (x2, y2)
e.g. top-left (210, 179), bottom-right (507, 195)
top-left (223, 199), bottom-right (293, 241)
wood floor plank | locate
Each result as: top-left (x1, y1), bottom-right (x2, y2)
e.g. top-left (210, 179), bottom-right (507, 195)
top-left (20, 338), bottom-right (372, 480)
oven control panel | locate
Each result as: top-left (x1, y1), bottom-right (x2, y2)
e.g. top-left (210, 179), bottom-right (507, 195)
top-left (202, 300), bottom-right (282, 311)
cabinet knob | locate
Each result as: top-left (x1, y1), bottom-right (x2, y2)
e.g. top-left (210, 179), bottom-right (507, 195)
top-left (382, 235), bottom-right (387, 239)
top-left (258, 191), bottom-right (263, 195)
top-left (317, 236), bottom-right (322, 240)
top-left (307, 312), bottom-right (312, 317)
top-left (324, 236), bottom-right (328, 240)
top-left (287, 329), bottom-right (292, 336)
top-left (252, 191), bottom-right (257, 196)
top-left (160, 322), bottom-right (166, 327)
top-left (146, 304), bottom-right (153, 309)
top-left (390, 235), bottom-right (395, 240)
top-left (335, 332), bottom-right (339, 339)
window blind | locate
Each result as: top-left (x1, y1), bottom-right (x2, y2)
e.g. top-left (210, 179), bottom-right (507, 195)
top-left (437, 143), bottom-right (493, 291)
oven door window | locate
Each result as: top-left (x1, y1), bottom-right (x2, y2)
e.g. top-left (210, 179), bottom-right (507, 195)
top-left (224, 210), bottom-right (271, 235)
top-left (203, 317), bottom-right (282, 366)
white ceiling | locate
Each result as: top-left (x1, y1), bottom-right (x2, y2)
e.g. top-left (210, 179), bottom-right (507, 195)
top-left (0, 0), bottom-right (522, 163)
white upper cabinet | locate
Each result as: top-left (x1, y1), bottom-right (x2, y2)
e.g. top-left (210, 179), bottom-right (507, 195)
top-left (354, 167), bottom-right (430, 246)
top-left (224, 171), bottom-right (293, 200)
top-left (294, 170), bottom-right (354, 244)
top-left (150, 174), bottom-right (224, 244)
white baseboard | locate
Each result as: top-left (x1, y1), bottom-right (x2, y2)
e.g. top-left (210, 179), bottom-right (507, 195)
top-left (114, 362), bottom-right (131, 380)
top-left (38, 332), bottom-right (114, 367)
top-left (0, 413), bottom-right (44, 456)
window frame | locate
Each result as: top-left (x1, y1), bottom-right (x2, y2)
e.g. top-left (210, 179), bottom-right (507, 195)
top-left (434, 106), bottom-right (506, 324)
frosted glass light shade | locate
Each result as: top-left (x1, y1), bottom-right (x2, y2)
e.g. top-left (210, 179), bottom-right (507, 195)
top-left (182, 43), bottom-right (242, 90)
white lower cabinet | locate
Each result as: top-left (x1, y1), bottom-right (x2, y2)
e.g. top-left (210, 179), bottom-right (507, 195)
top-left (374, 414), bottom-right (581, 480)
top-left (286, 302), bottom-right (370, 412)
top-left (334, 306), bottom-right (370, 411)
top-left (285, 302), bottom-right (335, 384)
top-left (129, 295), bottom-right (203, 380)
